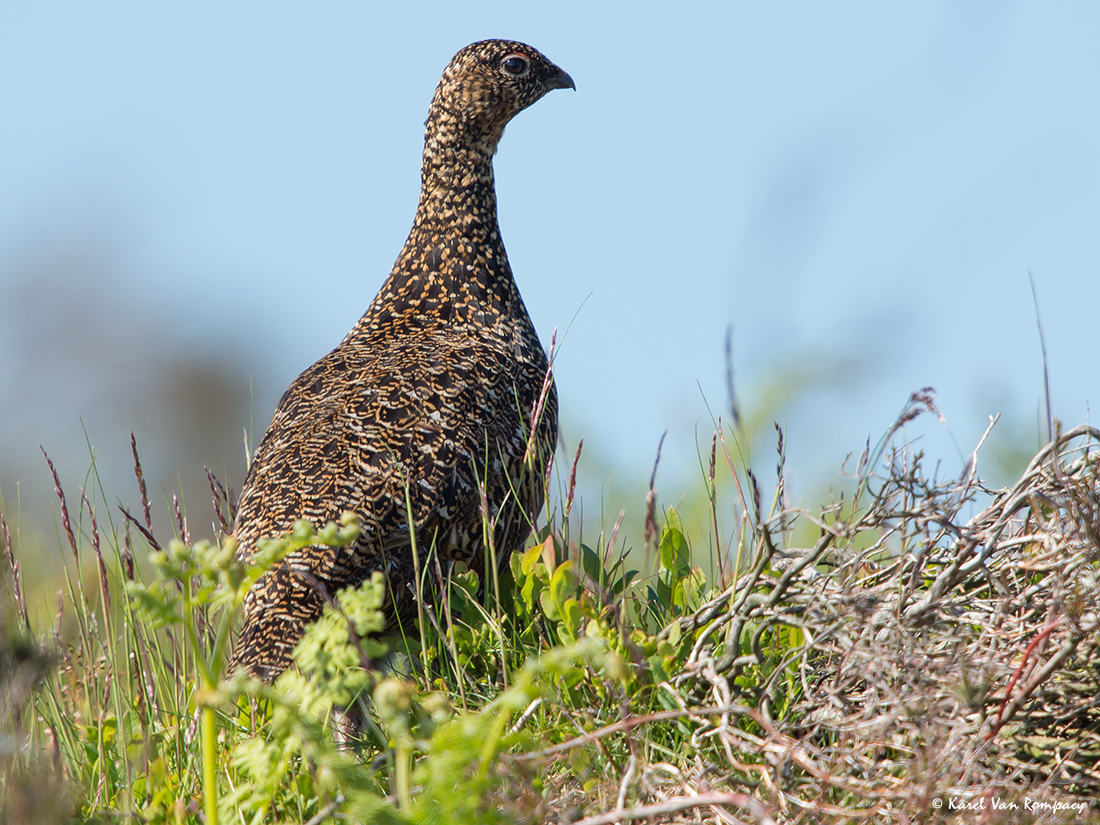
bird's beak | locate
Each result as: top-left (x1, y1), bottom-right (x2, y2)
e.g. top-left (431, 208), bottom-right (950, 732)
top-left (544, 69), bottom-right (576, 92)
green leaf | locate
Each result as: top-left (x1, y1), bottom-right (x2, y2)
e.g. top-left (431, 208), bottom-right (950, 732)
top-left (548, 560), bottom-right (575, 611)
top-left (578, 543), bottom-right (603, 583)
top-left (559, 598), bottom-right (582, 643)
top-left (520, 565), bottom-right (539, 612)
top-left (538, 588), bottom-right (558, 621)
top-left (667, 620), bottom-right (681, 646)
top-left (520, 540), bottom-right (544, 578)
top-left (658, 507), bottom-right (691, 579)
top-left (125, 581), bottom-right (182, 627)
top-left (100, 715), bottom-right (118, 745)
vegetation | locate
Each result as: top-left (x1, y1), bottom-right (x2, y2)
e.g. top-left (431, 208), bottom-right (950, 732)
top-left (2, 392), bottom-right (1099, 824)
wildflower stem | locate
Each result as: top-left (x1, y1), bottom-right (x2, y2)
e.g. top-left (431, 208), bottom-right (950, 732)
top-left (202, 705), bottom-right (218, 825)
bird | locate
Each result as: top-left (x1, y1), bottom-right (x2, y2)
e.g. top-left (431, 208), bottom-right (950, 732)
top-left (228, 40), bottom-right (572, 682)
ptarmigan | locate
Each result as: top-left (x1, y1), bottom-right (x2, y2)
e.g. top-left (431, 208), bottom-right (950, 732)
top-left (229, 40), bottom-right (571, 681)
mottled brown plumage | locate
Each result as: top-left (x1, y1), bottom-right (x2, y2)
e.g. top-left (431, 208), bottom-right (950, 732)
top-left (229, 40), bottom-right (571, 681)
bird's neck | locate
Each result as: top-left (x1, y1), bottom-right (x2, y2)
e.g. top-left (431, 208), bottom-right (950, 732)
top-left (411, 135), bottom-right (501, 248)
top-left (409, 105), bottom-right (507, 254)
top-left (350, 113), bottom-right (523, 339)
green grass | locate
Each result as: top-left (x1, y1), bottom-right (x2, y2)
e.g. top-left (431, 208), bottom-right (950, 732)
top-left (0, 414), bottom-right (790, 824)
top-left (3, 405), bottom-right (1100, 824)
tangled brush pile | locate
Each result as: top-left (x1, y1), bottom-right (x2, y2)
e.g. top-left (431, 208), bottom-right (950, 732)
top-left (645, 413), bottom-right (1100, 822)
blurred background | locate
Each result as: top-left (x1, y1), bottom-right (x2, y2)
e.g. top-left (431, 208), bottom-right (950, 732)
top-left (1, 2), bottom-right (1097, 593)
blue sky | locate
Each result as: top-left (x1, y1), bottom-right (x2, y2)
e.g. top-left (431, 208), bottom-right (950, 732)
top-left (1, 2), bottom-right (1097, 529)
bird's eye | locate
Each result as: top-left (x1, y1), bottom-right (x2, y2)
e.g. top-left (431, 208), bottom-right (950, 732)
top-left (501, 54), bottom-right (530, 77)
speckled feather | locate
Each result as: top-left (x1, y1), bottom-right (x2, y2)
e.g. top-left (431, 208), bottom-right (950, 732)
top-left (229, 40), bottom-right (571, 681)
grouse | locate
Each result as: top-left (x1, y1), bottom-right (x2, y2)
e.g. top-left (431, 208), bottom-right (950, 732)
top-left (229, 40), bottom-right (571, 681)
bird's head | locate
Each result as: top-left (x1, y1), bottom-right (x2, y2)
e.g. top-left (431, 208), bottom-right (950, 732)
top-left (426, 39), bottom-right (574, 156)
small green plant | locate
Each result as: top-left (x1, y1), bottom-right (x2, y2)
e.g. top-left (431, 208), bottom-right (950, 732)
top-left (125, 515), bottom-right (362, 825)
